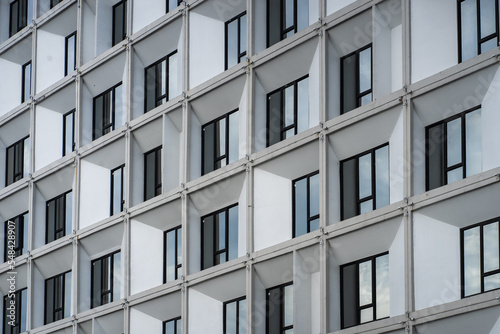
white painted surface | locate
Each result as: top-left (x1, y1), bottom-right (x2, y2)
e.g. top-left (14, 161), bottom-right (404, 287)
top-left (36, 30), bottom-right (65, 93)
top-left (412, 111), bottom-right (426, 196)
top-left (82, 1), bottom-right (96, 64)
top-left (130, 138), bottom-right (144, 207)
top-left (188, 199), bottom-right (201, 274)
top-left (326, 0), bottom-right (357, 16)
top-left (481, 67), bottom-right (500, 171)
top-left (33, 188), bottom-right (46, 249)
top-left (327, 140), bottom-right (341, 224)
top-left (78, 250), bottom-right (91, 312)
top-left (389, 111), bottom-right (404, 203)
top-left (34, 107), bottom-right (62, 170)
top-left (0, 59), bottom-right (21, 115)
top-left (391, 25), bottom-right (403, 91)
top-left (130, 308), bottom-right (162, 334)
top-left (80, 83), bottom-right (93, 146)
top-left (188, 289), bottom-right (223, 333)
top-left (164, 115), bottom-right (181, 191)
top-left (95, 0), bottom-right (112, 56)
top-left (189, 111), bottom-right (202, 180)
top-left (389, 221), bottom-right (405, 316)
top-left (32, 266), bottom-right (44, 328)
top-left (79, 160), bottom-right (111, 229)
top-left (132, 0), bottom-right (165, 34)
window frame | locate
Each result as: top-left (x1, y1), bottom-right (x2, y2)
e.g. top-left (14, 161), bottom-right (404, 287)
top-left (144, 50), bottom-right (178, 113)
top-left (292, 170), bottom-right (320, 238)
top-left (266, 0), bottom-right (307, 47)
top-left (44, 270), bottom-right (71, 325)
top-left (90, 250), bottom-right (120, 309)
top-left (143, 146), bottom-right (162, 201)
top-left (112, 0), bottom-right (127, 46)
top-left (3, 212), bottom-right (28, 262)
top-left (223, 296), bottom-right (246, 334)
top-left (166, 0), bottom-right (182, 13)
top-left (110, 164), bottom-right (125, 216)
top-left (265, 282), bottom-right (294, 334)
top-left (163, 225), bottom-right (182, 283)
top-left (64, 31), bottom-right (77, 76)
top-left (3, 288), bottom-right (27, 334)
top-left (266, 75), bottom-right (309, 147)
top-left (92, 82), bottom-right (122, 141)
top-left (225, 11), bottom-right (247, 70)
top-left (62, 109), bottom-right (76, 156)
top-left (21, 60), bottom-right (31, 103)
top-left (163, 316), bottom-right (181, 334)
top-left (5, 135), bottom-right (29, 187)
top-left (45, 190), bottom-right (72, 244)
top-left (50, 0), bottom-right (63, 9)
top-left (339, 252), bottom-right (390, 329)
top-left (9, 0), bottom-right (28, 38)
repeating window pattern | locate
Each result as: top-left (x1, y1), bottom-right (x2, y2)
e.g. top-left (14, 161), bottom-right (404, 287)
top-left (3, 288), bottom-right (27, 334)
top-left (112, 0), bottom-right (127, 46)
top-left (92, 83), bottom-right (122, 140)
top-left (166, 0), bottom-right (183, 13)
top-left (44, 271), bottom-right (71, 324)
top-left (63, 109), bottom-right (76, 156)
top-left (267, 0), bottom-right (309, 47)
top-left (5, 136), bottom-right (30, 187)
top-left (163, 316), bottom-right (181, 334)
top-left (22, 61), bottom-right (31, 103)
top-left (144, 146), bottom-right (162, 201)
top-left (91, 251), bottom-right (121, 308)
top-left (461, 217), bottom-right (500, 297)
top-left (224, 296), bottom-right (246, 334)
top-left (144, 51), bottom-right (178, 113)
top-left (340, 144), bottom-right (390, 220)
top-left (110, 165), bottom-right (125, 216)
top-left (267, 76), bottom-right (309, 147)
top-left (426, 106), bottom-right (482, 191)
top-left (164, 225), bottom-right (182, 283)
top-left (458, 0), bottom-right (499, 62)
top-left (4, 212), bottom-right (28, 262)
top-left (266, 282), bottom-right (293, 334)
top-left (341, 45), bottom-right (372, 114)
top-left (10, 0), bottom-right (29, 37)
top-left (292, 171), bottom-right (319, 238)
top-left (201, 204), bottom-right (238, 270)
top-left (202, 109), bottom-right (239, 175)
top-left (46, 191), bottom-right (72, 244)
top-left (225, 12), bottom-right (247, 70)
top-left (340, 253), bottom-right (390, 329)
top-left (65, 31), bottom-right (77, 76)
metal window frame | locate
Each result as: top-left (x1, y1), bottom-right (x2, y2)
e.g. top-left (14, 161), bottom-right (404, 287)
top-left (339, 251), bottom-right (390, 329)
top-left (201, 108), bottom-right (239, 176)
top-left (50, 0), bottom-right (63, 9)
top-left (424, 105), bottom-right (481, 191)
top-left (223, 295), bottom-right (246, 334)
top-left (92, 82), bottom-right (122, 141)
top-left (165, 0), bottom-right (183, 13)
top-left (5, 135), bottom-right (29, 187)
top-left (112, 0), bottom-right (127, 46)
top-left (340, 44), bottom-right (373, 115)
top-left (45, 190), bottom-right (72, 244)
top-left (266, 0), bottom-right (301, 47)
top-left (3, 212), bottom-right (28, 262)
top-left (9, 0), bottom-right (28, 37)
top-left (64, 31), bottom-right (77, 76)
top-left (144, 50), bottom-right (178, 113)
top-left (339, 143), bottom-right (389, 221)
top-left (200, 203), bottom-right (239, 270)
top-left (460, 216), bottom-right (500, 298)
top-left (62, 109), bottom-right (76, 156)
top-left (265, 281), bottom-right (294, 334)
top-left (163, 225), bottom-right (182, 283)
top-left (3, 288), bottom-right (27, 333)
top-left (143, 145), bottom-right (162, 201)
top-left (224, 11), bottom-right (247, 70)
top-left (162, 316), bottom-right (182, 334)
top-left (110, 164), bottom-right (125, 216)
top-left (21, 60), bottom-right (31, 103)
top-left (292, 170), bottom-right (320, 238)
top-left (90, 250), bottom-right (120, 309)
top-left (44, 270), bottom-right (71, 325)
top-left (265, 75), bottom-right (309, 147)
top-left (457, 0), bottom-right (500, 63)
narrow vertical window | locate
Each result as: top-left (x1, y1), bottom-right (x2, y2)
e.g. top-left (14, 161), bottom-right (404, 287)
top-left (5, 136), bottom-right (30, 186)
top-left (293, 171), bottom-right (319, 238)
top-left (3, 288), bottom-right (27, 334)
top-left (266, 76), bottom-right (309, 147)
top-left (202, 109), bottom-right (239, 175)
top-left (91, 251), bottom-right (121, 308)
top-left (46, 191), bottom-right (72, 244)
top-left (4, 212), bottom-right (29, 262)
top-left (144, 51), bottom-right (178, 113)
top-left (201, 204), bottom-right (238, 270)
top-left (341, 45), bottom-right (372, 114)
top-left (458, 0), bottom-right (499, 62)
top-left (267, 0), bottom-right (309, 47)
top-left (21, 60), bottom-right (31, 103)
top-left (50, 0), bottom-right (63, 9)
top-left (110, 165), bottom-right (125, 216)
top-left (93, 83), bottom-right (122, 140)
top-left (225, 12), bottom-right (247, 70)
top-left (65, 31), bottom-right (77, 76)
top-left (266, 283), bottom-right (293, 334)
top-left (166, 0), bottom-right (182, 13)
top-left (224, 296), bottom-right (246, 334)
top-left (112, 0), bottom-right (127, 46)
top-left (44, 271), bottom-right (72, 324)
top-left (144, 146), bottom-right (162, 201)
top-left (340, 144), bottom-right (389, 220)
top-left (425, 106), bottom-right (482, 191)
top-left (9, 0), bottom-right (29, 37)
top-left (163, 316), bottom-right (181, 334)
top-left (340, 253), bottom-right (390, 329)
top-left (63, 109), bottom-right (75, 156)
top-left (164, 225), bottom-right (182, 283)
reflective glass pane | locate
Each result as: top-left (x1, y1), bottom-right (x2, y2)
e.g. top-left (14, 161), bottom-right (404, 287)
top-left (203, 123), bottom-right (215, 174)
top-left (112, 2), bottom-right (125, 46)
top-left (23, 63), bottom-right (31, 102)
top-left (64, 112), bottom-right (74, 155)
top-left (22, 213), bottom-right (28, 255)
top-left (169, 52), bottom-right (179, 99)
top-left (268, 0), bottom-right (281, 46)
top-left (297, 0), bottom-right (309, 31)
top-left (239, 299), bottom-right (247, 334)
top-left (226, 301), bottom-right (237, 334)
top-left (66, 33), bottom-right (76, 75)
top-left (358, 153), bottom-right (372, 199)
top-left (228, 111), bottom-right (239, 164)
top-left (166, 230), bottom-right (176, 282)
top-left (228, 206), bottom-right (238, 261)
top-left (284, 0), bottom-right (294, 29)
top-left (177, 227), bottom-right (182, 268)
top-left (447, 167), bottom-right (463, 185)
top-left (480, 0), bottom-right (496, 38)
top-left (481, 37), bottom-right (498, 53)
top-left (268, 90), bottom-right (282, 146)
top-left (375, 254), bottom-right (389, 319)
top-left (461, 0), bottom-right (478, 61)
top-left (342, 158), bottom-right (357, 219)
top-left (484, 273), bottom-right (500, 292)
top-left (297, 77), bottom-right (309, 134)
top-left (176, 319), bottom-right (181, 334)
top-left (447, 118), bottom-right (462, 167)
top-left (359, 260), bottom-right (372, 306)
top-left (342, 264), bottom-right (357, 328)
top-left (92, 261), bottom-right (101, 307)
top-left (145, 65), bottom-right (156, 112)
top-left (203, 216), bottom-right (214, 269)
top-left (294, 178), bottom-right (308, 237)
top-left (240, 14), bottom-right (247, 55)
top-left (464, 227), bottom-right (481, 296)
top-left (360, 92), bottom-right (372, 106)
top-left (310, 218), bottom-right (319, 232)
top-left (309, 173), bottom-right (319, 218)
top-left (113, 252), bottom-right (121, 301)
top-left (227, 19), bottom-right (238, 69)
top-left (65, 192), bottom-right (72, 236)
top-left (284, 86), bottom-right (294, 127)
top-left (360, 307), bottom-right (373, 323)
top-left (342, 54), bottom-right (357, 114)
top-left (284, 128), bottom-right (294, 139)
top-left (465, 108), bottom-right (482, 178)
top-left (375, 146), bottom-right (389, 209)
top-left (10, 2), bottom-right (18, 37)
top-left (483, 222), bottom-right (499, 272)
top-left (112, 168), bottom-right (122, 215)
top-left (359, 47), bottom-right (371, 93)
top-left (427, 124), bottom-right (444, 190)
top-left (267, 287), bottom-right (281, 333)
top-left (165, 320), bottom-right (174, 334)
top-left (284, 284), bottom-right (293, 327)
top-left (168, 0), bottom-right (178, 11)
top-left (47, 200), bottom-right (55, 243)
top-left (216, 212), bottom-right (226, 251)
top-left (159, 61), bottom-right (166, 97)
top-left (46, 278), bottom-right (54, 324)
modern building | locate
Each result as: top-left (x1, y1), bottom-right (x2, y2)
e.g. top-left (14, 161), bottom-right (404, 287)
top-left (0, 0), bottom-right (499, 333)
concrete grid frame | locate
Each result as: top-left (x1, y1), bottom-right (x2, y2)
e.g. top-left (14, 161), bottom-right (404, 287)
top-left (0, 0), bottom-right (499, 333)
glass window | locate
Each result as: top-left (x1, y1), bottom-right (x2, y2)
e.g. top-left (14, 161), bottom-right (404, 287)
top-left (225, 12), bottom-right (247, 70)
top-left (91, 251), bottom-right (121, 308)
top-left (426, 106), bottom-right (482, 191)
top-left (112, 0), bottom-right (127, 46)
top-left (202, 109), bottom-right (239, 175)
top-left (93, 83), bottom-right (122, 140)
top-left (293, 171), bottom-right (320, 237)
top-left (65, 31), bottom-right (77, 76)
top-left (164, 225), bottom-right (182, 283)
top-left (341, 144), bottom-right (389, 220)
top-left (3, 288), bottom-right (27, 334)
top-left (201, 204), bottom-right (238, 270)
top-left (44, 271), bottom-right (72, 324)
top-left (110, 165), bottom-right (124, 215)
top-left (267, 0), bottom-right (309, 47)
top-left (5, 136), bottom-right (30, 186)
top-left (267, 76), bottom-right (309, 147)
top-left (163, 316), bottom-right (181, 334)
top-left (4, 212), bottom-right (28, 262)
top-left (46, 191), bottom-right (72, 244)
top-left (340, 253), bottom-right (389, 329)
top-left (144, 51), bottom-right (179, 113)
top-left (144, 146), bottom-right (162, 201)
top-left (224, 296), bottom-right (246, 334)
top-left (266, 283), bottom-right (293, 334)
top-left (22, 61), bottom-right (31, 103)
top-left (63, 109), bottom-right (75, 156)
top-left (9, 0), bottom-right (31, 37)
top-left (459, 0), bottom-right (499, 62)
top-left (341, 45), bottom-right (372, 114)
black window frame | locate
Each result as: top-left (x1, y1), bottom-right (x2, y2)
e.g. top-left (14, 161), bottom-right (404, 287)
top-left (5, 135), bottom-right (29, 187)
top-left (163, 316), bottom-right (181, 334)
top-left (50, 0), bottom-right (64, 9)
top-left (44, 270), bottom-right (71, 325)
top-left (110, 164), bottom-right (125, 216)
top-left (460, 216), bottom-right (500, 298)
top-left (143, 146), bottom-right (162, 201)
top-left (265, 282), bottom-right (293, 334)
top-left (292, 171), bottom-right (320, 238)
top-left (112, 0), bottom-right (127, 46)
top-left (163, 225), bottom-right (182, 283)
top-left (64, 31), bottom-right (77, 76)
top-left (9, 0), bottom-right (28, 37)
top-left (166, 0), bottom-right (182, 13)
top-left (340, 252), bottom-right (390, 329)
top-left (223, 296), bottom-right (246, 334)
top-left (340, 143), bottom-right (389, 220)
top-left (90, 250), bottom-right (120, 309)
top-left (21, 60), bottom-right (31, 103)
top-left (425, 105), bottom-right (481, 191)
top-left (266, 0), bottom-right (308, 47)
top-left (144, 50), bottom-right (178, 113)
top-left (340, 44), bottom-right (373, 115)
top-left (3, 288), bottom-right (27, 334)
top-left (4, 212), bottom-right (28, 262)
top-left (201, 108), bottom-right (239, 175)
top-left (266, 75), bottom-right (309, 147)
top-left (62, 109), bottom-right (76, 156)
top-left (45, 190), bottom-right (72, 244)
top-left (225, 11), bottom-right (247, 70)
top-left (92, 82), bottom-right (122, 141)
top-left (200, 203), bottom-right (239, 270)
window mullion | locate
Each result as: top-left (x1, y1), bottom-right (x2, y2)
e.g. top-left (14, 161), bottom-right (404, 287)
top-left (476, 0), bottom-right (482, 56)
top-left (480, 225), bottom-right (485, 293)
top-left (371, 150), bottom-right (376, 211)
top-left (371, 258), bottom-right (377, 321)
top-left (461, 113), bottom-right (467, 179)
top-left (225, 114), bottom-right (230, 166)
